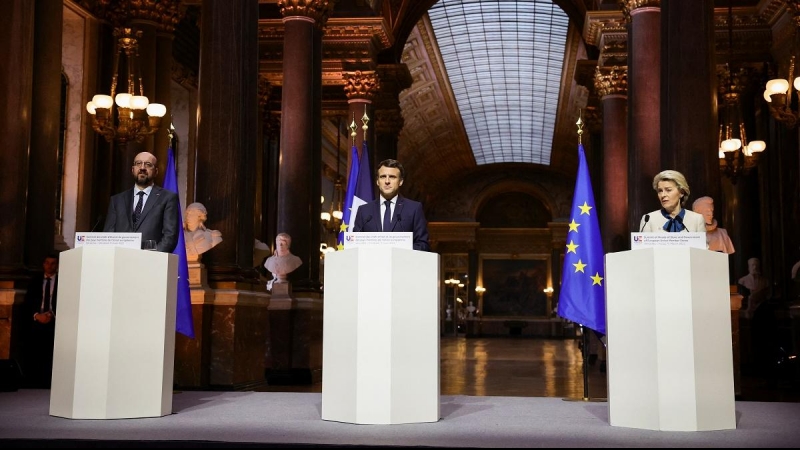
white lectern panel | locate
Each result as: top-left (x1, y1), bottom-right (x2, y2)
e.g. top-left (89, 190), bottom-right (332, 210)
top-left (605, 247), bottom-right (735, 431)
top-left (322, 247), bottom-right (440, 424)
top-left (50, 247), bottom-right (178, 419)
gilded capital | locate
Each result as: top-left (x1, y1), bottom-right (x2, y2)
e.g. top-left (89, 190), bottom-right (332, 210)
top-left (343, 71), bottom-right (381, 102)
top-left (279, 0), bottom-right (335, 26)
top-left (97, 0), bottom-right (183, 32)
top-left (594, 66), bottom-right (628, 98)
top-left (619, 0), bottom-right (660, 21)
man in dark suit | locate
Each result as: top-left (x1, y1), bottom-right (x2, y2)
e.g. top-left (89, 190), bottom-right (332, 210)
top-left (22, 254), bottom-right (59, 388)
top-left (353, 159), bottom-right (430, 251)
top-left (103, 151), bottom-right (179, 253)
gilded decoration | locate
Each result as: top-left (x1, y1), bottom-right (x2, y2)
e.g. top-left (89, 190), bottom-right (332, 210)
top-left (96, 0), bottom-right (183, 32)
top-left (594, 66), bottom-right (628, 98)
top-left (343, 71), bottom-right (381, 101)
top-left (278, 0), bottom-right (335, 26)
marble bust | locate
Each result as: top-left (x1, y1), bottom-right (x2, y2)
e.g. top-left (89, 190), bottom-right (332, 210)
top-left (692, 196), bottom-right (735, 254)
top-left (264, 232), bottom-right (303, 290)
top-left (738, 257), bottom-right (770, 318)
top-left (184, 202), bottom-right (223, 259)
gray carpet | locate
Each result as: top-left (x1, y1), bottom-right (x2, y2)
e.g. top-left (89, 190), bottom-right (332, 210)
top-left (1, 389), bottom-right (799, 447)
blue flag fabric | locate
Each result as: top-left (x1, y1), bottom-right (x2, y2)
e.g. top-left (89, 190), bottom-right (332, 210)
top-left (338, 145), bottom-right (361, 249)
top-left (163, 147), bottom-right (195, 338)
top-left (338, 141), bottom-right (375, 249)
top-left (557, 144), bottom-right (606, 335)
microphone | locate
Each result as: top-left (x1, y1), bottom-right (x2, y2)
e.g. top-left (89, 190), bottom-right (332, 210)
top-left (675, 215), bottom-right (688, 232)
top-left (90, 215), bottom-right (104, 232)
top-left (639, 214), bottom-right (650, 232)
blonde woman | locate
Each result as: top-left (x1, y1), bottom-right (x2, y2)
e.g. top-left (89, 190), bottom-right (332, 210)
top-left (639, 170), bottom-right (705, 233)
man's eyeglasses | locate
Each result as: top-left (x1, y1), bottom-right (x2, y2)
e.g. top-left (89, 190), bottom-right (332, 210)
top-left (133, 161), bottom-right (155, 169)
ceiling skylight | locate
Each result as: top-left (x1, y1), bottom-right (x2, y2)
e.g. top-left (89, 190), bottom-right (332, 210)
top-left (428, 0), bottom-right (569, 165)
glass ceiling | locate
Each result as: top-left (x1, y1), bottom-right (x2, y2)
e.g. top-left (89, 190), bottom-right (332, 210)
top-left (428, 0), bottom-right (569, 165)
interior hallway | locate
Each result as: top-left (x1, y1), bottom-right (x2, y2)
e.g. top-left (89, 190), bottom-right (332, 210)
top-left (257, 336), bottom-right (800, 402)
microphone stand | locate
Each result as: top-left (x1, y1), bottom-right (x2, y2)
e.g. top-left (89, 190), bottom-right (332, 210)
top-left (563, 325), bottom-right (607, 402)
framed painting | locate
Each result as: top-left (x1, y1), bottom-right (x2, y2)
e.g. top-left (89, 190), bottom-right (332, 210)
top-left (479, 255), bottom-right (551, 317)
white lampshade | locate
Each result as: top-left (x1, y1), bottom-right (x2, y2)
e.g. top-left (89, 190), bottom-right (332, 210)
top-left (332, 210), bottom-right (343, 220)
top-left (794, 77), bottom-right (800, 91)
top-left (766, 78), bottom-right (789, 95)
top-left (764, 89), bottom-right (773, 103)
top-left (129, 95), bottom-right (149, 110)
top-left (719, 149), bottom-right (725, 159)
top-left (720, 138), bottom-right (741, 152)
top-left (92, 94), bottom-right (113, 109)
top-left (320, 211), bottom-right (331, 221)
top-left (321, 195), bottom-right (325, 204)
top-left (115, 93), bottom-right (132, 108)
top-left (748, 140), bottom-right (766, 153)
top-left (146, 103), bottom-right (167, 117)
top-left (86, 101), bottom-right (96, 115)
top-left (325, 246), bottom-right (336, 253)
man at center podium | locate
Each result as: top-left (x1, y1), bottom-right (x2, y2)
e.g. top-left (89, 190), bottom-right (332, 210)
top-left (353, 159), bottom-right (430, 251)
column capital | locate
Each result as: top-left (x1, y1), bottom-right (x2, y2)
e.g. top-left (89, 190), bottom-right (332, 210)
top-left (620, 0), bottom-right (660, 21)
top-left (343, 70), bottom-right (381, 102)
top-left (96, 0), bottom-right (183, 32)
top-left (279, 0), bottom-right (335, 27)
top-left (594, 66), bottom-right (628, 98)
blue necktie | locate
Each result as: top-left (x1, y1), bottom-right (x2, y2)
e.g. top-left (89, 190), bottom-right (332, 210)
top-left (383, 200), bottom-right (392, 232)
top-left (133, 191), bottom-right (145, 226)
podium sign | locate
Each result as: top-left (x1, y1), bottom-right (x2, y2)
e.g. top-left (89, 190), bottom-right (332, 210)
top-left (75, 232), bottom-right (142, 249)
top-left (343, 232), bottom-right (413, 250)
top-left (630, 232), bottom-right (706, 250)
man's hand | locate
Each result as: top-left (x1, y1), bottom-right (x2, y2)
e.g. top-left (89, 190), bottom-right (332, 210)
top-left (34, 312), bottom-right (53, 324)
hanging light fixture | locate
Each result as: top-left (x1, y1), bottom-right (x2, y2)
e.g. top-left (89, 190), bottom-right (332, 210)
top-left (718, 2), bottom-right (765, 182)
top-left (85, 28), bottom-right (166, 144)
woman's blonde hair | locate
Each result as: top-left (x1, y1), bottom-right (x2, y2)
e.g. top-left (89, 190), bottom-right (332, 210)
top-left (652, 170), bottom-right (691, 206)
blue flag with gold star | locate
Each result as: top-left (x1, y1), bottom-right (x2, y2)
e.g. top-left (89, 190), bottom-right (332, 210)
top-left (557, 144), bottom-right (606, 335)
top-left (338, 144), bottom-right (361, 249)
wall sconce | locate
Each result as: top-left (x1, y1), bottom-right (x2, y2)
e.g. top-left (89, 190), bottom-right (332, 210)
top-left (321, 178), bottom-right (343, 233)
top-left (85, 28), bottom-right (166, 144)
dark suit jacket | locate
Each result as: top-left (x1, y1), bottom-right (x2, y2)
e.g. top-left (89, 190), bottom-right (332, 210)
top-left (353, 195), bottom-right (430, 251)
top-left (25, 274), bottom-right (58, 318)
top-left (103, 185), bottom-right (179, 252)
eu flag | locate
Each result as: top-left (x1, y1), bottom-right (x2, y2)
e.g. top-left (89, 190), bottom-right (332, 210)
top-left (163, 147), bottom-right (195, 338)
top-left (338, 141), bottom-right (374, 249)
top-left (557, 144), bottom-right (606, 335)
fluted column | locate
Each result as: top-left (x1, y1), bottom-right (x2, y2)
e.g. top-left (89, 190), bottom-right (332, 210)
top-left (278, 0), bottom-right (332, 290)
top-left (624, 1), bottom-right (661, 235)
top-left (595, 66), bottom-right (629, 252)
top-left (661, 0), bottom-right (719, 203)
top-left (196, 0), bottom-right (259, 283)
top-left (344, 70), bottom-right (380, 173)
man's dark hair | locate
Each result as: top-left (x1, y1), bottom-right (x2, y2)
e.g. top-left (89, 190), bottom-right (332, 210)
top-left (377, 159), bottom-right (405, 180)
top-left (44, 252), bottom-right (59, 262)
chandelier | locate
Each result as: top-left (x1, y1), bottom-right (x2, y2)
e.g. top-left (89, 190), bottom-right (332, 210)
top-left (717, 5), bottom-right (764, 182)
top-left (85, 28), bottom-right (166, 144)
top-left (764, 55), bottom-right (800, 128)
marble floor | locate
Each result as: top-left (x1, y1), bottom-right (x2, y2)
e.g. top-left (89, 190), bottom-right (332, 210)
top-left (258, 335), bottom-right (800, 402)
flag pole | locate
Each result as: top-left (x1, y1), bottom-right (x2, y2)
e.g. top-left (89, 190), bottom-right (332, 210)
top-left (561, 111), bottom-right (606, 403)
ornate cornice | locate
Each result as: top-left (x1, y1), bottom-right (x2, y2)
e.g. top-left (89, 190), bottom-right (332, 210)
top-left (343, 70), bottom-right (381, 101)
top-left (278, 0), bottom-right (336, 27)
top-left (96, 0), bottom-right (183, 32)
top-left (594, 66), bottom-right (628, 98)
top-left (584, 11), bottom-right (627, 48)
top-left (171, 61), bottom-right (198, 89)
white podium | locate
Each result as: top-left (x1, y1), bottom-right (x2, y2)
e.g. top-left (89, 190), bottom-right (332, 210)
top-left (322, 247), bottom-right (440, 424)
top-left (50, 247), bottom-right (178, 419)
top-left (605, 247), bottom-right (735, 431)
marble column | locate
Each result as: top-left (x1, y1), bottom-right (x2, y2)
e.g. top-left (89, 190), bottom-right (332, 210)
top-left (625, 1), bottom-right (661, 235)
top-left (660, 0), bottom-right (719, 204)
top-left (0, 0), bottom-right (34, 362)
top-left (344, 70), bottom-right (380, 173)
top-left (374, 63), bottom-right (412, 164)
top-left (278, 3), bottom-right (329, 290)
top-left (25, 0), bottom-right (63, 266)
top-left (595, 66), bottom-right (629, 252)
